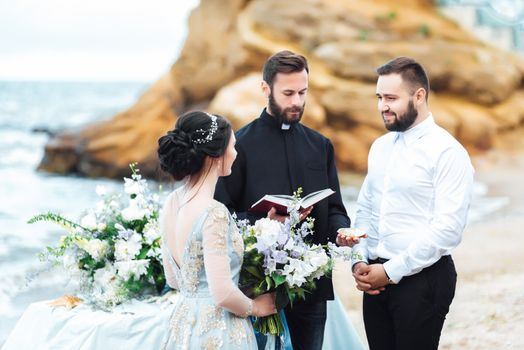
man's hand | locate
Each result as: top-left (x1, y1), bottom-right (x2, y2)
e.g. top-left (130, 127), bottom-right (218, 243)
top-left (336, 232), bottom-right (366, 247)
top-left (353, 263), bottom-right (388, 295)
top-left (352, 262), bottom-right (374, 294)
top-left (267, 207), bottom-right (288, 223)
top-left (267, 206), bottom-right (313, 223)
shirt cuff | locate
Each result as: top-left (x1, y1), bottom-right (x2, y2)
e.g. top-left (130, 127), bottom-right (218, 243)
top-left (383, 256), bottom-right (408, 284)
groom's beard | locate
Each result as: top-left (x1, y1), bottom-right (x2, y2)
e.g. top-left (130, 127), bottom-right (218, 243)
top-left (268, 91), bottom-right (305, 125)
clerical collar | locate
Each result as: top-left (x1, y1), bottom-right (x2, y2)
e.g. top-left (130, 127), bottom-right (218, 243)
top-left (260, 108), bottom-right (294, 131)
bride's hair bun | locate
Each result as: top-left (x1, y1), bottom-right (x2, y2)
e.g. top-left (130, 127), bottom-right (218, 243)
top-left (157, 128), bottom-right (204, 181)
top-left (157, 111), bottom-right (232, 181)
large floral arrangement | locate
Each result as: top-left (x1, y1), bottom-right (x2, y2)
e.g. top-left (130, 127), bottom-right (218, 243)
top-left (28, 164), bottom-right (165, 309)
top-left (237, 188), bottom-right (352, 335)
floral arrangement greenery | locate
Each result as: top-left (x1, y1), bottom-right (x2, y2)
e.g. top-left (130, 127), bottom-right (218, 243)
top-left (237, 188), bottom-right (353, 335)
top-left (28, 163), bottom-right (165, 309)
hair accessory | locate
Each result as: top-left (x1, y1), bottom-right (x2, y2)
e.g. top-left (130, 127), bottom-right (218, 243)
top-left (193, 113), bottom-right (218, 144)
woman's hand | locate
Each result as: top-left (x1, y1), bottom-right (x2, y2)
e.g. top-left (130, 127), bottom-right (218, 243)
top-left (251, 293), bottom-right (277, 317)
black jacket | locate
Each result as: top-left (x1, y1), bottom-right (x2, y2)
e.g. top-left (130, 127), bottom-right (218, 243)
top-left (215, 108), bottom-right (350, 304)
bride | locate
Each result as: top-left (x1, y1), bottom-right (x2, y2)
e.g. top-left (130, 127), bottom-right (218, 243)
top-left (157, 111), bottom-right (277, 349)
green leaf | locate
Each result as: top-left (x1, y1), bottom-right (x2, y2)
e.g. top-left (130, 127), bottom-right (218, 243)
top-left (275, 285), bottom-right (289, 310)
top-left (137, 246), bottom-right (149, 259)
top-left (244, 265), bottom-right (264, 279)
top-left (27, 212), bottom-right (89, 231)
top-left (272, 273), bottom-right (286, 288)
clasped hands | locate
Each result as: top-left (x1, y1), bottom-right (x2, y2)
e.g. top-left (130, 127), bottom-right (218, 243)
top-left (352, 262), bottom-right (388, 295)
top-left (335, 230), bottom-right (388, 294)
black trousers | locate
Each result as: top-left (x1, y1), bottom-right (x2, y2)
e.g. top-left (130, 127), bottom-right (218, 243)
top-left (363, 255), bottom-right (457, 350)
top-left (285, 301), bottom-right (327, 350)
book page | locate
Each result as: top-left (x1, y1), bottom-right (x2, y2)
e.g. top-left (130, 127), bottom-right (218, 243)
top-left (301, 188), bottom-right (335, 208)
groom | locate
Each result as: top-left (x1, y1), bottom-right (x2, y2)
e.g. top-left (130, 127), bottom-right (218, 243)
top-left (215, 50), bottom-right (352, 350)
top-left (344, 57), bottom-right (474, 349)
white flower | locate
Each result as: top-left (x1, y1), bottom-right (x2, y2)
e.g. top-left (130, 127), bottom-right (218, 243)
top-left (283, 259), bottom-right (307, 287)
top-left (254, 218), bottom-right (282, 248)
top-left (114, 234), bottom-right (142, 261)
top-left (121, 200), bottom-right (148, 221)
top-left (96, 185), bottom-right (108, 196)
top-left (93, 265), bottom-right (117, 287)
top-left (114, 223), bottom-right (125, 231)
top-left (146, 245), bottom-right (161, 259)
top-left (84, 239), bottom-right (109, 260)
top-left (114, 259), bottom-right (150, 280)
top-left (283, 237), bottom-right (296, 252)
top-left (143, 223), bottom-right (159, 245)
top-left (80, 212), bottom-right (97, 230)
top-left (305, 249), bottom-right (329, 270)
top-left (74, 237), bottom-right (108, 260)
top-left (124, 178), bottom-right (145, 196)
top-left (265, 257), bottom-right (277, 275)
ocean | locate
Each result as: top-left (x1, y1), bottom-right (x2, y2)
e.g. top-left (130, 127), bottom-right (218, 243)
top-left (0, 81), bottom-right (149, 343)
top-left (0, 80), bottom-right (508, 345)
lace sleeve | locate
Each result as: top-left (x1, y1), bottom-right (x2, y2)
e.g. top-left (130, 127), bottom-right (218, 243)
top-left (202, 204), bottom-right (252, 317)
top-left (160, 193), bottom-right (178, 290)
top-left (161, 239), bottom-right (178, 289)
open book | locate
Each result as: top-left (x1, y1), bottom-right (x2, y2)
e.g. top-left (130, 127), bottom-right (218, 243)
top-left (249, 188), bottom-right (335, 215)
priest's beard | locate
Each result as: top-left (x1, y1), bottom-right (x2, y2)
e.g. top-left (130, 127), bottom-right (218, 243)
top-left (268, 91), bottom-right (305, 125)
top-left (383, 100), bottom-right (418, 132)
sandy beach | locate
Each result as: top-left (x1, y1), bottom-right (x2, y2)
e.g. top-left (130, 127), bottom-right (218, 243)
top-left (335, 149), bottom-right (524, 349)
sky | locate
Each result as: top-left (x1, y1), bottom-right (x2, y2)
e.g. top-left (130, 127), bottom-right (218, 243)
top-left (0, 0), bottom-right (199, 82)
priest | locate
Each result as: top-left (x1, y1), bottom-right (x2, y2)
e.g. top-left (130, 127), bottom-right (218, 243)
top-left (215, 50), bottom-right (353, 350)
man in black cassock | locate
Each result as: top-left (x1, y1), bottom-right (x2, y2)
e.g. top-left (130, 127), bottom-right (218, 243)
top-left (215, 50), bottom-right (351, 350)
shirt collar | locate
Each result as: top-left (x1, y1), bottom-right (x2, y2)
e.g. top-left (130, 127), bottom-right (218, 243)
top-left (396, 113), bottom-right (435, 146)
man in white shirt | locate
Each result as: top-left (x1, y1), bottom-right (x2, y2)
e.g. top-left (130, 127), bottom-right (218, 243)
top-left (339, 57), bottom-right (474, 349)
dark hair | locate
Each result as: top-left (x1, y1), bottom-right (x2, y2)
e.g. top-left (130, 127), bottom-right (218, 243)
top-left (157, 111), bottom-right (232, 183)
top-left (262, 50), bottom-right (309, 88)
top-left (376, 57), bottom-right (430, 100)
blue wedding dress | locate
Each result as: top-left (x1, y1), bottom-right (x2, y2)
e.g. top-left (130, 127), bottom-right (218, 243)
top-left (161, 201), bottom-right (258, 349)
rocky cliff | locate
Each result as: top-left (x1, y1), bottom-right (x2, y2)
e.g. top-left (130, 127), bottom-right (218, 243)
top-left (39, 0), bottom-right (524, 178)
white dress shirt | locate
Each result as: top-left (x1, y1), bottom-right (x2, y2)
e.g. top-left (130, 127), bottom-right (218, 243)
top-left (352, 114), bottom-right (474, 283)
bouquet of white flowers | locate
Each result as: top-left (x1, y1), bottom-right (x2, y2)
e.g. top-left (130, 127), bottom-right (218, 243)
top-left (28, 164), bottom-right (165, 309)
top-left (237, 188), bottom-right (348, 335)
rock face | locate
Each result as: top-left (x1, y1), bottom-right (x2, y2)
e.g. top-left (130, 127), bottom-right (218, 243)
top-left (39, 0), bottom-right (524, 178)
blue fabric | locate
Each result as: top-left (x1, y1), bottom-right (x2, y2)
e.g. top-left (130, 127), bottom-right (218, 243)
top-left (254, 297), bottom-right (364, 350)
top-left (323, 297), bottom-right (365, 350)
top-left (252, 310), bottom-right (292, 350)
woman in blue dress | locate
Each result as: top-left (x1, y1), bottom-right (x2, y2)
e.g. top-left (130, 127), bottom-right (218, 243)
top-left (158, 111), bottom-right (277, 349)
